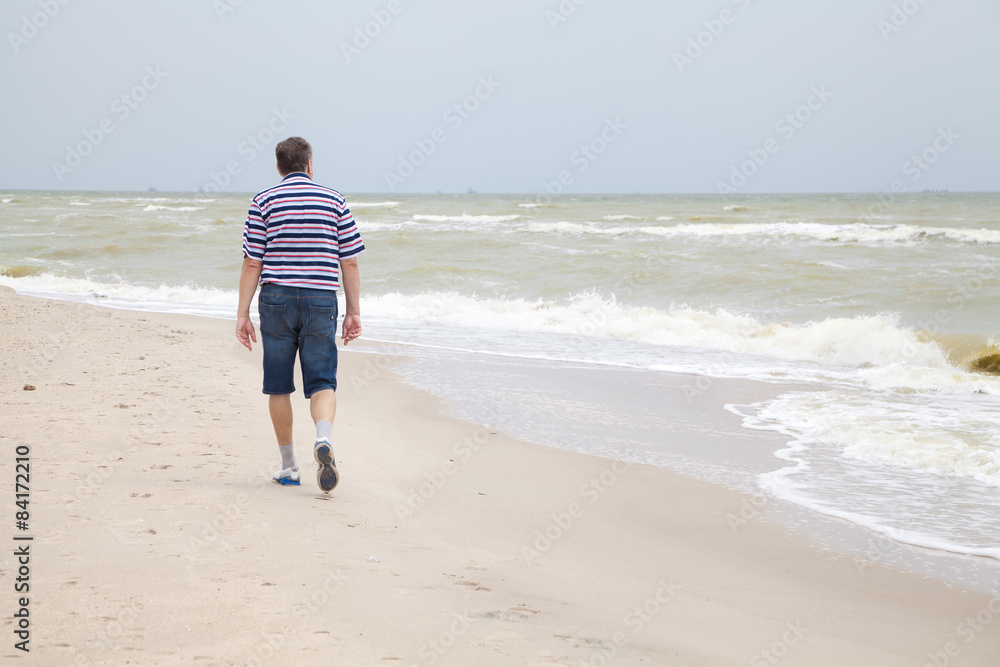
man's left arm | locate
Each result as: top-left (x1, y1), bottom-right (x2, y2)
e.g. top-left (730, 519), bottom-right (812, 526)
top-left (340, 257), bottom-right (361, 345)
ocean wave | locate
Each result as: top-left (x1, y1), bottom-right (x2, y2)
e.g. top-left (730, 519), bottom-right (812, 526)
top-left (723, 205), bottom-right (749, 212)
top-left (520, 222), bottom-right (632, 235)
top-left (348, 201), bottom-right (400, 208)
top-left (359, 221), bottom-right (416, 232)
top-left (0, 273), bottom-right (239, 318)
top-left (0, 265), bottom-right (43, 278)
top-left (5, 273), bottom-right (995, 393)
top-left (754, 391), bottom-right (1000, 484)
top-left (413, 214), bottom-right (522, 223)
top-left (667, 221), bottom-right (1000, 244)
top-left (518, 220), bottom-right (1000, 244)
top-left (604, 215), bottom-right (644, 221)
top-left (733, 388), bottom-right (1000, 560)
top-left (518, 203), bottom-right (543, 208)
top-left (142, 205), bottom-right (207, 212)
top-left (362, 292), bottom-right (983, 378)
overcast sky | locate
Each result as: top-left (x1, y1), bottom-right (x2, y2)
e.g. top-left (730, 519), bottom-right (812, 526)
top-left (1, 0), bottom-right (997, 194)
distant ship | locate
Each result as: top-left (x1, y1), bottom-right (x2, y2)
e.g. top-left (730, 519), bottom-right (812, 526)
top-left (148, 186), bottom-right (158, 192)
top-left (467, 187), bottom-right (478, 194)
top-left (921, 189), bottom-right (949, 193)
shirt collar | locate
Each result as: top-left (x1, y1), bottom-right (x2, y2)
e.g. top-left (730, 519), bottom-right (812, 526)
top-left (281, 172), bottom-right (311, 181)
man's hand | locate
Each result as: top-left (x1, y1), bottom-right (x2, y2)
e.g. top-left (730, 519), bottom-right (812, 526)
top-left (237, 256), bottom-right (263, 351)
top-left (236, 315), bottom-right (257, 351)
top-left (342, 313), bottom-right (361, 345)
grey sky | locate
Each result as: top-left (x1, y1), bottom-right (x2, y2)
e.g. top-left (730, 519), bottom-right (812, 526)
top-left (1, 0), bottom-right (997, 193)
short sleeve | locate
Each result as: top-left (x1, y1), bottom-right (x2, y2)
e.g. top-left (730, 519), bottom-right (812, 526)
top-left (336, 206), bottom-right (365, 259)
top-left (242, 199), bottom-right (267, 261)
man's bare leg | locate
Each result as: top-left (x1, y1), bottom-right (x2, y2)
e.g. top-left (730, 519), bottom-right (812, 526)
top-left (269, 393), bottom-right (300, 484)
top-left (269, 394), bottom-right (294, 445)
top-left (310, 388), bottom-right (339, 493)
top-left (310, 388), bottom-right (337, 427)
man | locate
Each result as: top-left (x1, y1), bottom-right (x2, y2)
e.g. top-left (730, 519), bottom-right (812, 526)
top-left (236, 136), bottom-right (364, 494)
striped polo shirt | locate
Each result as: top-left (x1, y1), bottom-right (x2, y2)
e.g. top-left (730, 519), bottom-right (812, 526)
top-left (242, 173), bottom-right (365, 291)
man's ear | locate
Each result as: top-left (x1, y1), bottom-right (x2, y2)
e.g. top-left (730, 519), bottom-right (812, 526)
top-left (307, 159), bottom-right (314, 177)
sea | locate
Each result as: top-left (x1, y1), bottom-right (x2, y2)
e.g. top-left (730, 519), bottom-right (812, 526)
top-left (2, 190), bottom-right (999, 569)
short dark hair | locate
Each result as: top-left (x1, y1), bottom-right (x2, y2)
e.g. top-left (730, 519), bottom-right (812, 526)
top-left (275, 136), bottom-right (312, 175)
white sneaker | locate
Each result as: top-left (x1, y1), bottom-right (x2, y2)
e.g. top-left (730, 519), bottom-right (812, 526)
top-left (272, 465), bottom-right (301, 486)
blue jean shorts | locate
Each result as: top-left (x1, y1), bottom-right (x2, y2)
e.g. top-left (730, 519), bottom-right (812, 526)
top-left (258, 283), bottom-right (339, 398)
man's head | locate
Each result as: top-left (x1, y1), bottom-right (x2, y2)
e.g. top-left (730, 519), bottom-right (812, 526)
top-left (275, 136), bottom-right (313, 177)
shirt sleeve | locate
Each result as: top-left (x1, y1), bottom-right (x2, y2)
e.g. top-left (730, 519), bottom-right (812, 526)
top-left (242, 199), bottom-right (267, 261)
top-left (336, 206), bottom-right (366, 259)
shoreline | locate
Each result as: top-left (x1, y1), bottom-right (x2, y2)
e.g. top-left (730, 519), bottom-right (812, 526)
top-left (2, 287), bottom-right (999, 665)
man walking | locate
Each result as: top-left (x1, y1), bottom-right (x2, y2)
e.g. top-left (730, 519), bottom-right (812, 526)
top-left (236, 136), bottom-right (364, 494)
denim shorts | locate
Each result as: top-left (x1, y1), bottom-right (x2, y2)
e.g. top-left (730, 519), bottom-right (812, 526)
top-left (258, 283), bottom-right (339, 398)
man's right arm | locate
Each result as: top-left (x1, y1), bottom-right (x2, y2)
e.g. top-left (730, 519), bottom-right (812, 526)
top-left (236, 256), bottom-right (263, 351)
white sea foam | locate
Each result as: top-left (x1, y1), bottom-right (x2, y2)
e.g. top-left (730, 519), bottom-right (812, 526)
top-left (752, 391), bottom-right (1000, 484)
top-left (142, 205), bottom-right (206, 212)
top-left (362, 292), bottom-right (972, 379)
top-left (655, 216), bottom-right (674, 221)
top-left (662, 221), bottom-right (1000, 244)
top-left (69, 202), bottom-right (93, 206)
top-left (518, 220), bottom-right (1000, 245)
top-left (413, 214), bottom-right (522, 223)
top-left (348, 201), bottom-right (400, 208)
top-left (604, 214), bottom-right (644, 221)
top-left (5, 274), bottom-right (961, 382)
top-left (734, 390), bottom-right (1000, 559)
top-left (520, 221), bottom-right (630, 235)
top-left (518, 203), bottom-right (543, 208)
top-left (723, 205), bottom-right (749, 212)
top-left (359, 221), bottom-right (416, 232)
top-left (0, 273), bottom-right (240, 319)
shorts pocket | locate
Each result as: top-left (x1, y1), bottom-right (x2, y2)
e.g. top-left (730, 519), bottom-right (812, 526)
top-left (259, 303), bottom-right (286, 337)
top-left (308, 305), bottom-right (338, 338)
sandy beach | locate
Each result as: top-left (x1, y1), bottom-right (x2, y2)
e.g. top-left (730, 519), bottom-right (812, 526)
top-left (1, 286), bottom-right (998, 666)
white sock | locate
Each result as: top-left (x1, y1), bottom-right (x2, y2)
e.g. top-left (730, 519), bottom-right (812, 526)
top-left (316, 420), bottom-right (333, 443)
top-left (279, 444), bottom-right (297, 470)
